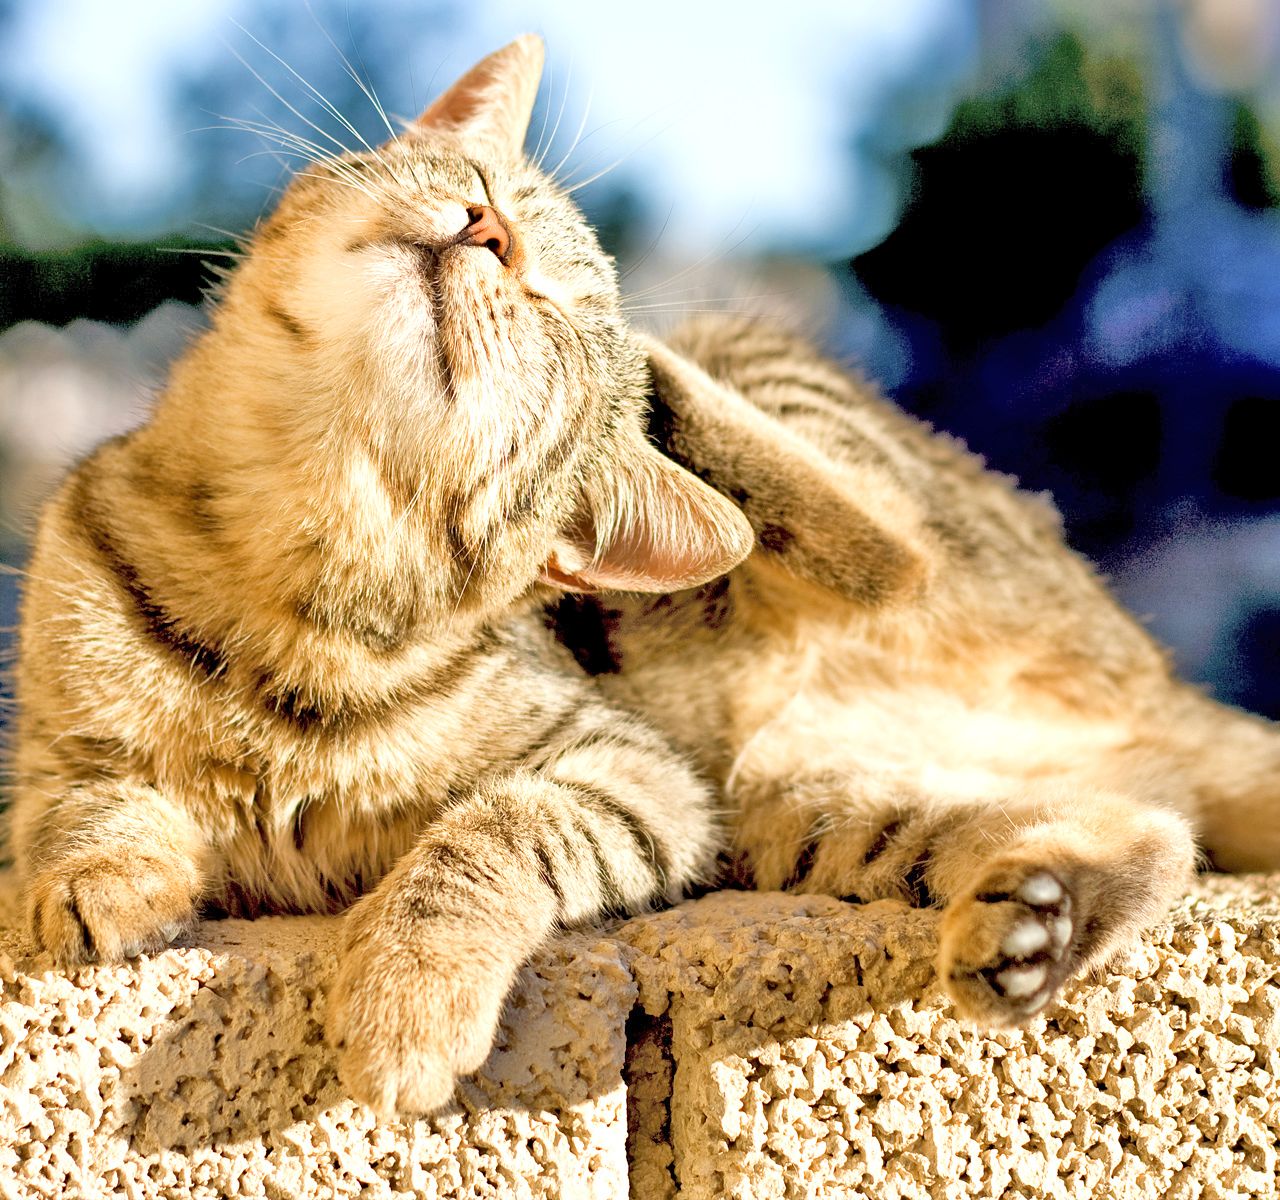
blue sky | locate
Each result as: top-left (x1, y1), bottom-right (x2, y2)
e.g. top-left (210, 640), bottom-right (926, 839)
top-left (0, 0), bottom-right (981, 256)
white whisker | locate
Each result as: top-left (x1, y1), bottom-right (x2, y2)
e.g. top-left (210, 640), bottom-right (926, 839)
top-left (547, 84), bottom-right (593, 180)
top-left (295, 171), bottom-right (383, 203)
top-left (207, 109), bottom-right (385, 203)
top-left (622, 296), bottom-right (781, 312)
top-left (220, 31), bottom-right (367, 182)
top-left (622, 212), bottom-right (759, 301)
top-left (190, 221), bottom-right (248, 244)
top-left (535, 58), bottom-right (574, 172)
top-left (230, 18), bottom-right (396, 185)
top-left (216, 113), bottom-right (351, 172)
top-left (561, 113), bottom-right (679, 195)
top-left (529, 56), bottom-right (556, 168)
top-left (154, 247), bottom-right (242, 259)
top-left (619, 204), bottom-right (674, 282)
top-left (313, 0), bottom-right (398, 140)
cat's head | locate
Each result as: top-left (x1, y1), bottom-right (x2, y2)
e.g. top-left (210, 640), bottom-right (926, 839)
top-left (211, 34), bottom-right (751, 612)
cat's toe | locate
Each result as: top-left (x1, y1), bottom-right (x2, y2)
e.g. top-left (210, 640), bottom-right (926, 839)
top-left (938, 866), bottom-right (1078, 1025)
top-left (335, 1036), bottom-right (458, 1119)
top-left (28, 858), bottom-right (197, 967)
top-left (327, 969), bottom-right (464, 1117)
top-left (327, 932), bottom-right (504, 1117)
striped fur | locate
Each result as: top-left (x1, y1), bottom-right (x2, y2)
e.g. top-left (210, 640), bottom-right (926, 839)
top-left (10, 35), bottom-right (1280, 1116)
top-left (9, 37), bottom-right (748, 1116)
top-left (583, 315), bottom-right (1280, 1031)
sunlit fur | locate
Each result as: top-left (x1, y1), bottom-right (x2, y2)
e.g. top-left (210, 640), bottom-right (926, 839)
top-left (8, 36), bottom-right (750, 1115)
top-left (9, 35), bottom-right (1280, 1119)
top-left (594, 318), bottom-right (1280, 1027)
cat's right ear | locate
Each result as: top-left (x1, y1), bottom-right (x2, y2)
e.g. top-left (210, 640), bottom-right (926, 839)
top-left (541, 440), bottom-right (754, 594)
top-left (405, 34), bottom-right (544, 161)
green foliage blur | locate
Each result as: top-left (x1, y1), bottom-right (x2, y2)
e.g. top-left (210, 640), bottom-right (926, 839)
top-left (0, 239), bottom-right (233, 329)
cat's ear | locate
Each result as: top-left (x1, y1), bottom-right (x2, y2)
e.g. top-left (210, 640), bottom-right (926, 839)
top-left (541, 442), bottom-right (754, 593)
top-left (406, 34), bottom-right (544, 160)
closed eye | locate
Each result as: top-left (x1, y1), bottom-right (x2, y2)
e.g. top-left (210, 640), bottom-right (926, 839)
top-left (469, 160), bottom-right (495, 207)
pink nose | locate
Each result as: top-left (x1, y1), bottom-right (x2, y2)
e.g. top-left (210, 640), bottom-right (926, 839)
top-left (461, 205), bottom-right (513, 263)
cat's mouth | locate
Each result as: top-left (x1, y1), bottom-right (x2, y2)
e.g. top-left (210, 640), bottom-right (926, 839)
top-left (416, 252), bottom-right (455, 390)
top-left (418, 246), bottom-right (505, 390)
top-left (415, 246), bottom-right (444, 305)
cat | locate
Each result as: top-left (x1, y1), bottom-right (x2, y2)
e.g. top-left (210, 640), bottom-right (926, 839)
top-left (8, 34), bottom-right (1280, 1118)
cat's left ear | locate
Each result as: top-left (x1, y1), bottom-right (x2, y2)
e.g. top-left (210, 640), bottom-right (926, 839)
top-left (541, 441), bottom-right (754, 593)
top-left (406, 34), bottom-right (544, 160)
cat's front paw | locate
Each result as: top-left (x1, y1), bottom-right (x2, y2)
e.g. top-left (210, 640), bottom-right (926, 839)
top-left (325, 906), bottom-right (507, 1117)
top-left (937, 865), bottom-right (1077, 1025)
top-left (27, 855), bottom-right (198, 967)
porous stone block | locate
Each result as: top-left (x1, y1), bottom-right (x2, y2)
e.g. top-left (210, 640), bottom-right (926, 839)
top-left (0, 878), bottom-right (634, 1199)
top-left (622, 883), bottom-right (1280, 1200)
top-left (3, 873), bottom-right (1280, 1199)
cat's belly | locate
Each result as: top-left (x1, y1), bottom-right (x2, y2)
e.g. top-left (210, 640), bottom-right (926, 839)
top-left (605, 604), bottom-right (1142, 796)
top-left (788, 685), bottom-right (1127, 777)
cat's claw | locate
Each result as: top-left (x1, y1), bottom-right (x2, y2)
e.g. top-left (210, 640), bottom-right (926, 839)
top-left (938, 865), bottom-right (1078, 1025)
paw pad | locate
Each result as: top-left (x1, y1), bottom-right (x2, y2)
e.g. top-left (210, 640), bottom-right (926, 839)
top-left (995, 961), bottom-right (1047, 998)
top-left (1017, 871), bottom-right (1063, 906)
top-left (977, 869), bottom-right (1075, 1014)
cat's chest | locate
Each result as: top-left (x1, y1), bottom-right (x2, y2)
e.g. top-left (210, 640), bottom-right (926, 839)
top-left (184, 697), bottom-right (466, 824)
top-left (190, 623), bottom-right (567, 910)
top-left (183, 626), bottom-right (525, 797)
top-left (214, 779), bottom-right (431, 914)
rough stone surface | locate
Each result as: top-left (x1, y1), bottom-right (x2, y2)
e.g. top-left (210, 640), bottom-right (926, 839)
top-left (624, 883), bottom-right (1280, 1199)
top-left (3, 873), bottom-right (1280, 1198)
top-left (0, 878), bottom-right (634, 1200)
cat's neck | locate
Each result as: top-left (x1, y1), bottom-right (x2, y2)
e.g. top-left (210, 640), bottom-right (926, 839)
top-left (135, 328), bottom-right (482, 658)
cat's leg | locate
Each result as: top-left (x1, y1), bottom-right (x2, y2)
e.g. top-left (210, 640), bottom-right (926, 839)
top-left (1159, 688), bottom-right (1280, 871)
top-left (325, 706), bottom-right (719, 1116)
top-left (15, 780), bottom-right (210, 966)
top-left (734, 769), bottom-right (1195, 1025)
top-left (735, 768), bottom-right (958, 902)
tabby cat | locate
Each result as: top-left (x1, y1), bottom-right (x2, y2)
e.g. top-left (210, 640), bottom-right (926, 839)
top-left (10, 36), bottom-right (1280, 1117)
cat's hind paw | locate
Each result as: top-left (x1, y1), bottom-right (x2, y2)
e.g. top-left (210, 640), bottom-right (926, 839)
top-left (938, 866), bottom-right (1077, 1025)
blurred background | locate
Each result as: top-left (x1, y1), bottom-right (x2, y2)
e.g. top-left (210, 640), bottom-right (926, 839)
top-left (1, 0), bottom-right (1278, 719)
